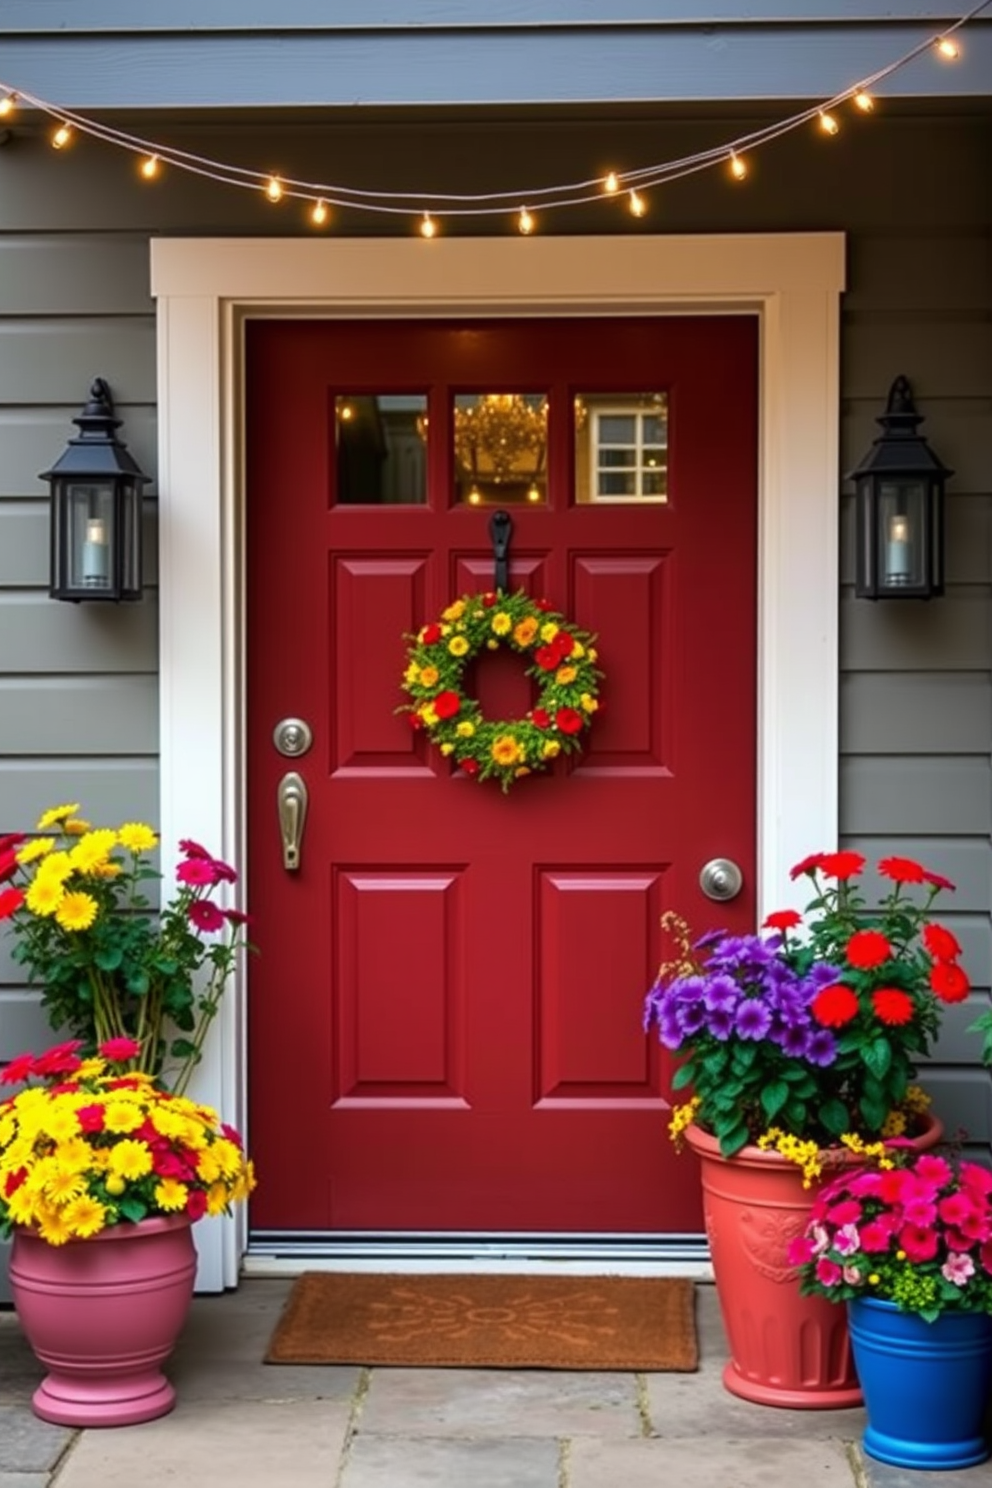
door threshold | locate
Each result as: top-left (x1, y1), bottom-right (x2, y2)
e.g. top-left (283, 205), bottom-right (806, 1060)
top-left (245, 1232), bottom-right (713, 1279)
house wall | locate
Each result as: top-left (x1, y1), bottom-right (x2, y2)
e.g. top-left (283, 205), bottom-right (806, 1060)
top-left (0, 103), bottom-right (990, 1138)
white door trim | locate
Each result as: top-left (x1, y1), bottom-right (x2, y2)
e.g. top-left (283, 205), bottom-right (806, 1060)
top-left (151, 233), bottom-right (845, 1288)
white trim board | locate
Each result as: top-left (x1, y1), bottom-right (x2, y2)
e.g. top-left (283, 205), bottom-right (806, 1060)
top-left (151, 233), bottom-right (845, 1289)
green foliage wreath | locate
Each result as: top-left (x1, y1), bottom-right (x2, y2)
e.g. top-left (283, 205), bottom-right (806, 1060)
top-left (400, 590), bottom-right (603, 791)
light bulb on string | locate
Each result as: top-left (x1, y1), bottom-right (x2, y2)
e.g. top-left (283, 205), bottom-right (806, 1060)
top-left (311, 199), bottom-right (329, 227)
top-left (420, 213), bottom-right (437, 238)
top-left (818, 111), bottom-right (840, 136)
top-left (0, 93), bottom-right (15, 118)
top-left (604, 171), bottom-right (619, 194)
top-left (517, 206), bottom-right (535, 235)
top-left (628, 190), bottom-right (647, 218)
top-left (729, 152), bottom-right (748, 181)
top-left (51, 122), bottom-right (73, 150)
top-left (853, 91), bottom-right (874, 113)
top-left (265, 176), bottom-right (283, 203)
top-left (935, 36), bottom-right (960, 59)
top-left (139, 155), bottom-right (160, 180)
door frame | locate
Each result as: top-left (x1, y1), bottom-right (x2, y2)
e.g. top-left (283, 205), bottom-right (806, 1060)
top-left (151, 232), bottom-right (845, 1288)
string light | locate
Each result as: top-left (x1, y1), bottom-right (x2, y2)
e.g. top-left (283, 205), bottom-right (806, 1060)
top-left (628, 189), bottom-right (647, 218)
top-left (517, 206), bottom-right (535, 234)
top-left (9, 1), bottom-right (987, 231)
top-left (311, 198), bottom-right (329, 226)
top-left (139, 155), bottom-right (160, 179)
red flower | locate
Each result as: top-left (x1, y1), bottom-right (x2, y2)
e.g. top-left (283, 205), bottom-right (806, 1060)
top-left (871, 988), bottom-right (914, 1026)
top-left (0, 832), bottom-right (26, 855)
top-left (77, 1103), bottom-right (106, 1133)
top-left (763, 909), bottom-right (802, 931)
top-left (0, 850), bottom-right (19, 885)
top-left (459, 758), bottom-right (480, 775)
top-left (811, 984), bottom-right (860, 1028)
top-left (99, 1037), bottom-right (142, 1063)
top-left (433, 690), bottom-right (461, 720)
top-left (179, 838), bottom-right (212, 860)
top-left (923, 923), bottom-right (962, 961)
top-left (178, 858), bottom-right (220, 886)
top-left (534, 645), bottom-right (560, 671)
top-left (531, 708), bottom-right (551, 729)
top-left (878, 855), bottom-right (927, 884)
top-left (0, 887), bottom-right (24, 920)
top-left (421, 623), bottom-right (443, 644)
top-left (32, 1042), bottom-right (84, 1077)
top-left (536, 598), bottom-right (554, 612)
top-left (789, 852), bottom-right (826, 880)
top-left (4, 1166), bottom-right (27, 1196)
top-left (930, 961), bottom-right (970, 1004)
top-left (0, 1052), bottom-right (35, 1086)
top-left (555, 708), bottom-right (583, 735)
top-left (817, 851), bottom-right (866, 880)
top-left (210, 857), bottom-right (238, 885)
top-left (409, 714), bottom-right (424, 731)
top-left (224, 908), bottom-right (251, 926)
top-left (554, 632), bottom-right (575, 659)
top-left (846, 929), bottom-right (892, 969)
top-left (482, 593), bottom-right (498, 608)
top-left (188, 900), bottom-right (226, 933)
top-left (186, 1188), bottom-right (208, 1221)
top-left (924, 869), bottom-right (956, 892)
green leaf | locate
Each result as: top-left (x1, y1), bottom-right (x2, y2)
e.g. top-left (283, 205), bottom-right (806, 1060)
top-left (860, 1092), bottom-right (889, 1131)
top-left (760, 1080), bottom-right (789, 1122)
top-left (671, 1062), bottom-right (696, 1091)
top-left (819, 1098), bottom-right (851, 1136)
top-left (94, 947), bottom-right (124, 972)
top-left (863, 1037), bottom-right (892, 1081)
top-left (168, 1038), bottom-right (199, 1060)
top-left (118, 1198), bottom-right (148, 1224)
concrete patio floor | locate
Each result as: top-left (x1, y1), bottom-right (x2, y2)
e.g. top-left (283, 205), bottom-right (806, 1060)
top-left (2, 1278), bottom-right (990, 1488)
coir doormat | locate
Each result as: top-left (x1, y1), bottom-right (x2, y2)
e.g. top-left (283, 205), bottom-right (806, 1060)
top-left (264, 1272), bottom-right (698, 1371)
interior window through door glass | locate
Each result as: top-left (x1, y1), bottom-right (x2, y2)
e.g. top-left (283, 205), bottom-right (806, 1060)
top-left (334, 394), bottom-right (428, 505)
top-left (452, 393), bottom-right (548, 506)
top-left (574, 392), bottom-right (669, 504)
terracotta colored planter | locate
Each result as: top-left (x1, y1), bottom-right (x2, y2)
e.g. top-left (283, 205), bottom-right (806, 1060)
top-left (10, 1214), bottom-right (197, 1427)
top-left (685, 1115), bottom-right (943, 1409)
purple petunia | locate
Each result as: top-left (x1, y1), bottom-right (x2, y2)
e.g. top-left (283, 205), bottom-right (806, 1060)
top-left (734, 999), bottom-right (773, 1040)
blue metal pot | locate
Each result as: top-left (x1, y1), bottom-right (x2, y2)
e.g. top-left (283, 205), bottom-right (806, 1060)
top-left (848, 1296), bottom-right (992, 1469)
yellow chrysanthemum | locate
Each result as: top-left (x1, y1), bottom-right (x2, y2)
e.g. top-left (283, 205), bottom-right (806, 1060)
top-left (231, 1160), bottom-right (257, 1203)
top-left (63, 1195), bottom-right (107, 1239)
top-left (42, 1167), bottom-right (88, 1207)
top-left (491, 735), bottom-right (524, 767)
top-left (0, 1112), bottom-right (15, 1146)
top-left (117, 822), bottom-right (159, 854)
top-left (442, 599), bottom-right (466, 622)
top-left (541, 740), bottom-right (561, 759)
top-left (25, 876), bottom-right (65, 916)
top-left (513, 617), bottom-right (538, 647)
top-left (196, 1149), bottom-right (223, 1184)
top-left (39, 1107), bottom-right (80, 1144)
top-left (35, 850), bottom-right (74, 884)
top-left (55, 1137), bottom-right (93, 1170)
top-left (154, 1179), bottom-right (189, 1212)
top-left (580, 693), bottom-right (598, 713)
top-left (69, 829), bottom-right (118, 872)
top-left (55, 891), bottom-right (99, 933)
top-left (571, 642), bottom-right (586, 659)
top-left (108, 1139), bottom-right (154, 1180)
top-left (103, 1101), bottom-right (145, 1134)
top-left (514, 766), bottom-right (531, 778)
top-left (404, 662), bottom-right (421, 685)
top-left (418, 666), bottom-right (439, 688)
top-left (36, 1204), bottom-right (74, 1245)
top-left (539, 621), bottom-right (559, 643)
top-left (555, 665), bottom-right (577, 685)
top-left (16, 837), bottom-right (56, 866)
top-left (440, 743), bottom-right (455, 756)
top-left (211, 1138), bottom-right (244, 1179)
top-left (456, 721), bottom-right (476, 738)
top-left (63, 817), bottom-right (91, 836)
top-left (448, 635), bottom-right (469, 657)
top-left (419, 704), bottom-right (438, 727)
top-left (105, 1175), bottom-right (127, 1196)
top-left (6, 1185), bottom-right (38, 1227)
top-left (206, 1181), bottom-right (230, 1216)
top-left (36, 803), bottom-right (80, 830)
top-left (89, 862), bottom-right (123, 879)
top-left (491, 612), bottom-right (512, 637)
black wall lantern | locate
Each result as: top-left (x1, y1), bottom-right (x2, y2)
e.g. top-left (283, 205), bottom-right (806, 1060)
top-left (42, 378), bottom-right (149, 602)
top-left (848, 375), bottom-right (951, 601)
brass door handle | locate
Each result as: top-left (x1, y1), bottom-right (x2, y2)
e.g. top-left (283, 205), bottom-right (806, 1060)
top-left (278, 771), bottom-right (308, 872)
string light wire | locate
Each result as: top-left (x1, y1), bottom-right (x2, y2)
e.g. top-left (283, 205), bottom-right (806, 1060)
top-left (0, 1), bottom-right (987, 224)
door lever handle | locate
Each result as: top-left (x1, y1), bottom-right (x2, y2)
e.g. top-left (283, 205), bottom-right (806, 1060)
top-left (277, 771), bottom-right (308, 872)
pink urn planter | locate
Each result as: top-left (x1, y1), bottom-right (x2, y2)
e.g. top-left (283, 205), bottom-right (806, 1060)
top-left (10, 1214), bottom-right (197, 1427)
top-left (685, 1114), bottom-right (943, 1409)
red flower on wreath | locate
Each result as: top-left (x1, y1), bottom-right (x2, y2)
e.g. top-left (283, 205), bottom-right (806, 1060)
top-left (556, 708), bottom-right (583, 735)
top-left (421, 623), bottom-right (443, 645)
top-left (433, 690), bottom-right (461, 719)
top-left (534, 645), bottom-right (560, 671)
top-left (459, 758), bottom-right (480, 775)
top-left (531, 708), bottom-right (551, 729)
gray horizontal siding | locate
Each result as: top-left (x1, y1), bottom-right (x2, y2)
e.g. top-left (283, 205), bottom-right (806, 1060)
top-left (839, 758), bottom-right (992, 835)
top-left (0, 594), bottom-right (158, 672)
top-left (0, 236), bottom-right (152, 316)
top-left (0, 759), bottom-right (158, 830)
top-left (0, 677), bottom-right (159, 753)
top-left (840, 673), bottom-right (991, 754)
top-left (0, 502), bottom-right (158, 586)
top-left (840, 592), bottom-right (991, 671)
top-left (0, 407), bottom-right (157, 499)
top-left (0, 319), bottom-right (156, 406)
top-left (840, 495), bottom-right (992, 585)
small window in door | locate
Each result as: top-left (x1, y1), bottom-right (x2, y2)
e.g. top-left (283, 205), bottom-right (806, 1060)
top-left (452, 393), bottom-right (548, 506)
top-left (334, 394), bottom-right (428, 505)
top-left (574, 393), bottom-right (669, 504)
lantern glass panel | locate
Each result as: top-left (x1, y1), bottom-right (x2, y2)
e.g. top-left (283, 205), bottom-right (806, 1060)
top-left (67, 482), bottom-right (115, 594)
top-left (877, 479), bottom-right (927, 592)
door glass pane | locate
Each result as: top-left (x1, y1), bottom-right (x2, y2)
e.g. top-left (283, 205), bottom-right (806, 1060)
top-left (574, 392), bottom-right (669, 504)
top-left (453, 393), bottom-right (548, 506)
top-left (335, 394), bottom-right (428, 505)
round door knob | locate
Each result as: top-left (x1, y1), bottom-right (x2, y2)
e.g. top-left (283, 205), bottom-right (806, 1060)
top-left (273, 717), bottom-right (313, 758)
top-left (699, 858), bottom-right (744, 902)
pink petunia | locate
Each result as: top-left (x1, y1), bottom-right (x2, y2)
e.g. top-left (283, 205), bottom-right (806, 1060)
top-left (939, 1192), bottom-right (983, 1229)
top-left (826, 1200), bottom-right (863, 1227)
top-left (961, 1163), bottom-right (992, 1196)
top-left (942, 1253), bottom-right (976, 1286)
top-left (188, 899), bottom-right (226, 933)
top-left (860, 1220), bottom-right (896, 1253)
top-left (842, 1265), bottom-right (864, 1286)
top-left (788, 1235), bottom-right (816, 1266)
top-left (902, 1196), bottom-right (938, 1228)
top-left (914, 1154), bottom-right (952, 1187)
top-left (898, 1224), bottom-right (939, 1263)
top-left (833, 1224), bottom-right (862, 1257)
top-left (815, 1257), bottom-right (843, 1287)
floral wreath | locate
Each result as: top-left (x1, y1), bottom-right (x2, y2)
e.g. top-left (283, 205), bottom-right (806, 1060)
top-left (400, 590), bottom-right (603, 790)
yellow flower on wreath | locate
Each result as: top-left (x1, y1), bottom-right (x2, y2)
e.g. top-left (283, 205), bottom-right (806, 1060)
top-left (555, 665), bottom-right (577, 685)
top-left (540, 621), bottom-right (559, 643)
top-left (442, 599), bottom-right (466, 622)
top-left (456, 721), bottom-right (476, 738)
top-left (491, 612), bottom-right (512, 636)
top-left (580, 693), bottom-right (598, 714)
top-left (541, 740), bottom-right (561, 759)
top-left (418, 665), bottom-right (439, 688)
top-left (448, 635), bottom-right (470, 657)
top-left (513, 616), bottom-right (539, 647)
top-left (491, 735), bottom-right (524, 767)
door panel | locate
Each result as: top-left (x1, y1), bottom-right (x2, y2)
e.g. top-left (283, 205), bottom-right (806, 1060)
top-left (245, 316), bottom-right (757, 1235)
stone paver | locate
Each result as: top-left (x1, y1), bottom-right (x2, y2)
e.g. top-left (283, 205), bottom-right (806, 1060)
top-left (51, 1399), bottom-right (352, 1488)
top-left (0, 1408), bottom-right (74, 1475)
top-left (343, 1435), bottom-right (561, 1488)
top-left (858, 1449), bottom-right (992, 1487)
top-left (570, 1436), bottom-right (859, 1487)
top-left (0, 1476), bottom-right (54, 1488)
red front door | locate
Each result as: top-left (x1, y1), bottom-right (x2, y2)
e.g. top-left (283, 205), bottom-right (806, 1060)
top-left (245, 316), bottom-right (757, 1236)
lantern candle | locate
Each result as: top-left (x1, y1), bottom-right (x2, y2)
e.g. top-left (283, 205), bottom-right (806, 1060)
top-left (82, 517), bottom-right (110, 586)
top-left (886, 513), bottom-right (911, 585)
